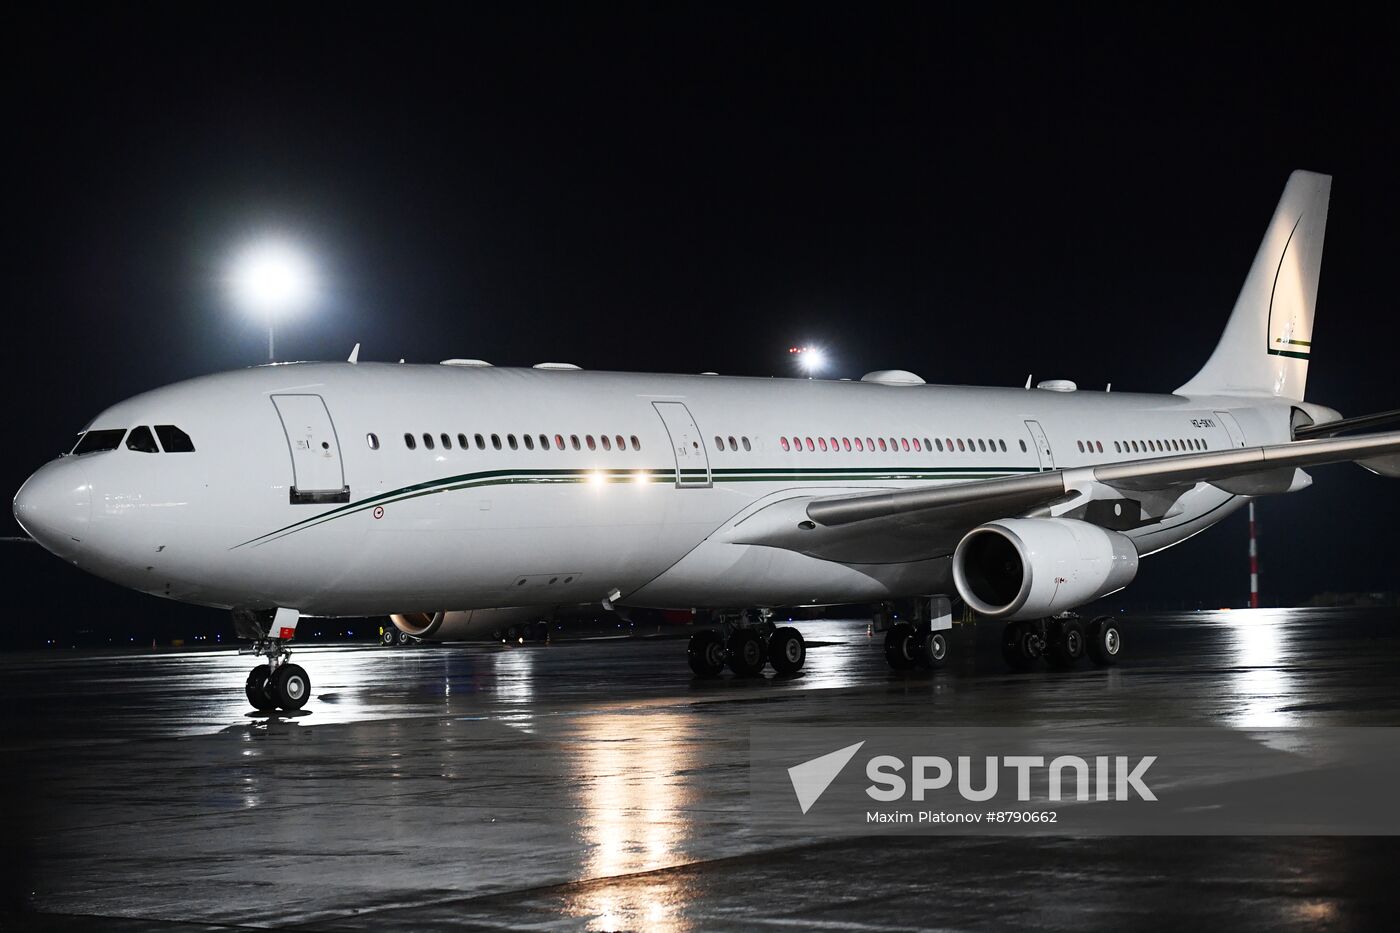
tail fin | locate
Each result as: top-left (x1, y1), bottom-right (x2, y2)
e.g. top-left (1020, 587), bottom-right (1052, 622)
top-left (1176, 170), bottom-right (1331, 400)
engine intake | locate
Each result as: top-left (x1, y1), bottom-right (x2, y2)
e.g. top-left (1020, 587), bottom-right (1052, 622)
top-left (952, 518), bottom-right (1139, 621)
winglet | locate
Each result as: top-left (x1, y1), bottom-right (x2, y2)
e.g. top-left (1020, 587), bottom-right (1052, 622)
top-left (347, 343), bottom-right (361, 364)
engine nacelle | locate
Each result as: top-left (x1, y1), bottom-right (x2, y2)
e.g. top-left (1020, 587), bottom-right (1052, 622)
top-left (952, 518), bottom-right (1139, 621)
top-left (389, 607), bottom-right (547, 641)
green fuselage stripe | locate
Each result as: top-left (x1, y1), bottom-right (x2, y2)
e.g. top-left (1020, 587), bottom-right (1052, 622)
top-left (233, 464), bottom-right (1040, 549)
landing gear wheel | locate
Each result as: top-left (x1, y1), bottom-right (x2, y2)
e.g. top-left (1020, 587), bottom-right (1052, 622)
top-left (271, 663), bottom-right (311, 710)
top-left (687, 630), bottom-right (726, 677)
top-left (245, 664), bottom-right (277, 712)
top-left (1045, 618), bottom-right (1085, 669)
top-left (916, 630), bottom-right (949, 669)
top-left (884, 621), bottom-right (919, 670)
top-left (381, 629), bottom-right (397, 646)
top-left (726, 629), bottom-right (766, 676)
top-left (1001, 620), bottom-right (1043, 671)
top-left (1087, 616), bottom-right (1122, 666)
top-left (768, 627), bottom-right (806, 674)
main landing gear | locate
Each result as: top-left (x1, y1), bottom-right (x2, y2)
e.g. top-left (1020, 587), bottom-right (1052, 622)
top-left (1001, 615), bottom-right (1122, 671)
top-left (878, 597), bottom-right (953, 672)
top-left (687, 610), bottom-right (807, 677)
top-left (233, 608), bottom-right (312, 712)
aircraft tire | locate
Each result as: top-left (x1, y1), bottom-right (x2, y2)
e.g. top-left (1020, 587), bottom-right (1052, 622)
top-left (1001, 621), bottom-right (1042, 671)
top-left (1087, 616), bottom-right (1122, 666)
top-left (726, 629), bottom-right (766, 676)
top-left (687, 630), bottom-right (726, 677)
top-left (883, 622), bottom-right (918, 670)
top-left (1045, 618), bottom-right (1085, 669)
top-left (271, 663), bottom-right (311, 711)
top-left (768, 627), bottom-right (806, 673)
top-left (245, 664), bottom-right (277, 712)
top-left (916, 630), bottom-right (948, 669)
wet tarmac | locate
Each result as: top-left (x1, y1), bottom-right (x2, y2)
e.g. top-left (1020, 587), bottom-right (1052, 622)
top-left (3, 607), bottom-right (1400, 931)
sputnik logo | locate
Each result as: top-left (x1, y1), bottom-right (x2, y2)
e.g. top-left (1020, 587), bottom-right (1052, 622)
top-left (787, 741), bottom-right (865, 814)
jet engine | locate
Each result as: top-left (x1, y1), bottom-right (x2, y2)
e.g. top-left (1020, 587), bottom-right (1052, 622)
top-left (389, 607), bottom-right (547, 641)
top-left (952, 518), bottom-right (1139, 621)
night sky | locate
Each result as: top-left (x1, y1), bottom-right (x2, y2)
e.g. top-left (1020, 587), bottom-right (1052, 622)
top-left (6, 6), bottom-right (1397, 637)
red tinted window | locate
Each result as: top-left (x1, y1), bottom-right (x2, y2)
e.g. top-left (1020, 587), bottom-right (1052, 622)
top-left (957, 438), bottom-right (966, 451)
top-left (854, 437), bottom-right (864, 451)
top-left (842, 437), bottom-right (851, 451)
top-left (805, 437), bottom-right (815, 451)
top-left (818, 436), bottom-right (828, 451)
top-left (555, 434), bottom-right (565, 449)
top-left (780, 436), bottom-right (790, 451)
top-left (912, 437), bottom-right (921, 451)
top-left (901, 438), bottom-right (910, 451)
top-left (878, 438), bottom-right (888, 451)
top-left (866, 437), bottom-right (875, 451)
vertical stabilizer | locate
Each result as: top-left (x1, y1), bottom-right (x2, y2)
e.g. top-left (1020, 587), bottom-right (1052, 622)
top-left (1176, 170), bottom-right (1330, 400)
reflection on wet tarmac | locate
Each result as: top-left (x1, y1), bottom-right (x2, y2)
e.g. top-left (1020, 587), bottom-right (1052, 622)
top-left (2, 608), bottom-right (1399, 930)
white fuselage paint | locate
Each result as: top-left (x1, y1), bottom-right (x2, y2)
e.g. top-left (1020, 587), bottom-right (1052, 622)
top-left (20, 363), bottom-right (1295, 616)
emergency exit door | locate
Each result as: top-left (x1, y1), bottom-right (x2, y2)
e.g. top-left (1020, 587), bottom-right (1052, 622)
top-left (271, 394), bottom-right (350, 504)
top-left (652, 401), bottom-right (712, 488)
top-left (1024, 420), bottom-right (1054, 470)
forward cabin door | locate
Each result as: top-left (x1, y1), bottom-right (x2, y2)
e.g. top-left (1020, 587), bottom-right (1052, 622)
top-left (652, 401), bottom-right (712, 488)
top-left (1024, 420), bottom-right (1054, 470)
top-left (271, 394), bottom-right (351, 504)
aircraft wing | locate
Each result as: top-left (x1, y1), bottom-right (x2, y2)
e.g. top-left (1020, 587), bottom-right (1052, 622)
top-left (725, 430), bottom-right (1400, 564)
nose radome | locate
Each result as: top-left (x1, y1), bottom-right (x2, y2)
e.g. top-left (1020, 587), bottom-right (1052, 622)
top-left (13, 461), bottom-right (91, 555)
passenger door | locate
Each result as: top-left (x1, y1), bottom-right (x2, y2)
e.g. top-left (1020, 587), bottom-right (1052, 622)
top-left (271, 394), bottom-right (350, 504)
top-left (652, 401), bottom-right (712, 488)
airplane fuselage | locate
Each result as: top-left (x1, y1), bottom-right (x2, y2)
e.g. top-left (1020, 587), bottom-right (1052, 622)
top-left (15, 362), bottom-right (1310, 617)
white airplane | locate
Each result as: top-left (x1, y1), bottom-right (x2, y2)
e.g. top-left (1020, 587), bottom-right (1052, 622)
top-left (13, 170), bottom-right (1400, 712)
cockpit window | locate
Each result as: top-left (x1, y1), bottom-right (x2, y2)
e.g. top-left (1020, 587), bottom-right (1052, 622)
top-left (72, 429), bottom-right (127, 455)
top-left (154, 425), bottom-right (195, 452)
top-left (126, 426), bottom-right (159, 453)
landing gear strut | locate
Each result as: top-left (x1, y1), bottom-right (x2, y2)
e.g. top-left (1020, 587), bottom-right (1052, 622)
top-left (686, 609), bottom-right (807, 678)
top-left (233, 608), bottom-right (312, 712)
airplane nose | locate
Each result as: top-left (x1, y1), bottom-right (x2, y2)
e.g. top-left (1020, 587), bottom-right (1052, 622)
top-left (13, 461), bottom-right (92, 555)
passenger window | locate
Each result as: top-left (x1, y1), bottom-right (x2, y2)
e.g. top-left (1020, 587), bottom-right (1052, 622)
top-left (601, 435), bottom-right (611, 451)
top-left (935, 438), bottom-right (943, 451)
top-left (1114, 441), bottom-right (1121, 453)
top-left (818, 437), bottom-right (828, 451)
top-left (571, 435), bottom-right (581, 450)
top-left (715, 435), bottom-right (725, 451)
top-left (126, 425), bottom-right (159, 453)
top-left (878, 438), bottom-right (888, 451)
top-left (912, 438), bottom-right (920, 451)
top-left (404, 433), bottom-right (417, 450)
top-left (587, 435), bottom-right (596, 450)
top-left (1095, 441), bottom-right (1102, 453)
top-left (556, 434), bottom-right (565, 450)
top-left (155, 425), bottom-right (195, 452)
top-left (523, 434), bottom-right (534, 450)
top-left (617, 435), bottom-right (626, 450)
top-left (475, 434), bottom-right (486, 450)
top-left (457, 433), bottom-right (468, 449)
top-left (843, 437), bottom-right (852, 451)
top-left (423, 433), bottom-right (435, 450)
top-left (492, 434), bottom-right (502, 450)
top-left (957, 439), bottom-right (965, 451)
top-left (741, 437), bottom-right (751, 451)
top-left (728, 435), bottom-right (737, 450)
top-left (806, 437), bottom-right (815, 451)
top-left (630, 435), bottom-right (641, 450)
top-left (855, 437), bottom-right (864, 451)
top-left (1077, 441), bottom-right (1085, 453)
top-left (367, 433), bottom-right (380, 450)
top-left (999, 439), bottom-right (1007, 452)
top-left (830, 437), bottom-right (839, 451)
top-left (977, 439), bottom-right (987, 452)
top-left (540, 434), bottom-right (550, 451)
top-left (1019, 439), bottom-right (1027, 453)
top-left (441, 433), bottom-right (452, 450)
top-left (780, 436), bottom-right (791, 451)
top-left (508, 435), bottom-right (519, 450)
top-left (901, 438), bottom-right (910, 451)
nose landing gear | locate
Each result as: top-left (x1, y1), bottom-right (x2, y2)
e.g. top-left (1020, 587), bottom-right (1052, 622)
top-left (233, 607), bottom-right (312, 712)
